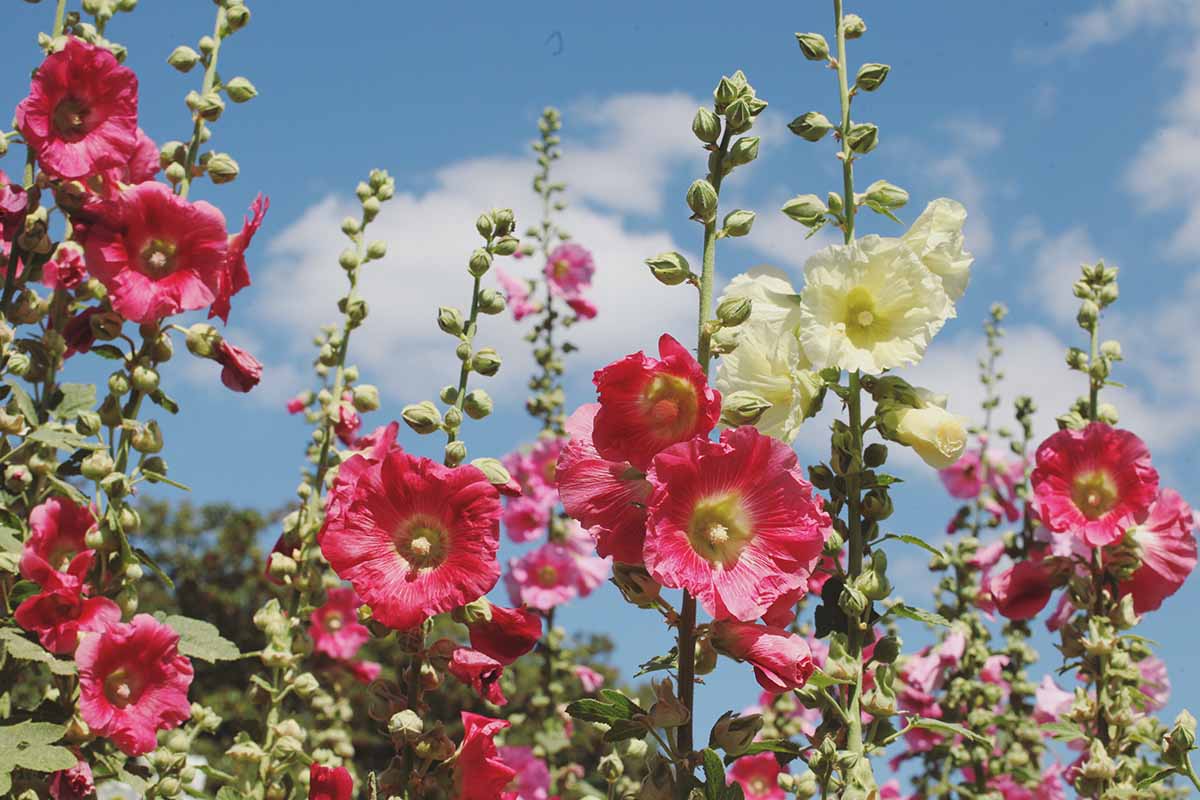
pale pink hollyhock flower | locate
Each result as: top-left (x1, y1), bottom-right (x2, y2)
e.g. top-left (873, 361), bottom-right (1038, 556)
top-left (566, 296), bottom-right (597, 319)
top-left (76, 614), bottom-right (194, 756)
top-left (468, 603), bottom-right (542, 666)
top-left (502, 495), bottom-right (551, 544)
top-left (574, 665), bottom-right (605, 693)
top-left (42, 242), bottom-right (87, 291)
top-left (15, 37), bottom-right (139, 180)
top-left (562, 521), bottom-right (612, 595)
top-left (938, 630), bottom-right (967, 667)
top-left (987, 559), bottom-right (1057, 621)
top-left (592, 334), bottom-right (722, 471)
top-left (980, 654), bottom-right (1011, 693)
top-left (49, 756), bottom-right (95, 800)
top-left (84, 182), bottom-right (229, 324)
top-left (556, 403), bottom-right (651, 564)
top-left (309, 763), bottom-right (353, 800)
top-left (215, 340), bottom-right (263, 393)
top-left (449, 647), bottom-right (507, 706)
top-left (711, 620), bottom-right (815, 694)
top-left (898, 648), bottom-right (943, 718)
top-left (1035, 763), bottom-right (1067, 800)
top-left (544, 242), bottom-right (594, 298)
top-left (494, 266), bottom-right (540, 322)
top-left (879, 780), bottom-right (909, 800)
top-left (727, 751), bottom-right (787, 800)
top-left (15, 576), bottom-right (120, 654)
top-left (505, 543), bottom-right (581, 610)
top-left (454, 713), bottom-right (517, 800)
top-left (525, 438), bottom-right (564, 498)
top-left (1044, 591), bottom-right (1075, 633)
top-left (968, 540), bottom-right (1007, 571)
top-left (1032, 423), bottom-right (1159, 548)
top-left (1118, 488), bottom-right (1197, 613)
top-left (21, 496), bottom-right (97, 588)
top-left (210, 194), bottom-right (268, 323)
top-left (344, 660), bottom-right (381, 684)
top-left (310, 587), bottom-right (370, 661)
top-left (644, 426), bottom-right (829, 622)
top-left (498, 745), bottom-right (551, 800)
top-left (1033, 675), bottom-right (1074, 724)
top-left (1137, 655), bottom-right (1170, 711)
top-left (318, 450), bottom-right (502, 630)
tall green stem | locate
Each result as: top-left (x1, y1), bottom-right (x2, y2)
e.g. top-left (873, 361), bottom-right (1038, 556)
top-left (52, 0), bottom-right (67, 36)
top-left (179, 6), bottom-right (225, 200)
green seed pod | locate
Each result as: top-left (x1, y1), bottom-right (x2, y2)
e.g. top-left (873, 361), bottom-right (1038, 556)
top-left (795, 32), bottom-right (830, 61)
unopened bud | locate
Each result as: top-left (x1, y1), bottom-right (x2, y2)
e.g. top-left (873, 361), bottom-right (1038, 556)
top-left (463, 389), bottom-right (493, 419)
top-left (224, 76), bottom-right (258, 103)
top-left (720, 209), bottom-right (756, 238)
top-left (795, 32), bottom-right (830, 61)
top-left (692, 107), bottom-right (721, 144)
top-left (782, 194), bottom-right (828, 228)
top-left (437, 307), bottom-right (464, 336)
top-left (401, 401), bottom-right (441, 435)
top-left (716, 296), bottom-right (752, 327)
top-left (645, 252), bottom-right (692, 286)
top-left (846, 122), bottom-right (879, 154)
top-left (721, 391), bottom-right (772, 427)
top-left (854, 63), bottom-right (891, 92)
top-left (167, 45), bottom-right (200, 72)
top-left (788, 111), bottom-right (833, 142)
top-left (686, 179), bottom-right (719, 222)
top-left (444, 440), bottom-right (467, 467)
top-left (844, 14), bottom-right (867, 38)
top-left (471, 348), bottom-right (501, 376)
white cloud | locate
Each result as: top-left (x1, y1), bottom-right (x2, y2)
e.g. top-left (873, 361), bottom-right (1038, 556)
top-left (1017, 225), bottom-right (1101, 326)
top-left (1046, 0), bottom-right (1191, 56)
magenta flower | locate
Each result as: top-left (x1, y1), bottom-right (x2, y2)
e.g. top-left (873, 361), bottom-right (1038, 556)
top-left (727, 751), bottom-right (788, 800)
top-left (544, 242), bottom-right (594, 299)
top-left (310, 587), bottom-right (371, 661)
top-left (215, 340), bottom-right (263, 393)
top-left (1118, 488), bottom-right (1197, 613)
top-left (42, 242), bottom-right (87, 291)
top-left (49, 757), bottom-right (95, 800)
top-left (15, 577), bottom-right (120, 654)
top-left (494, 266), bottom-right (540, 321)
top-left (210, 194), bottom-right (269, 323)
top-left (499, 745), bottom-right (551, 800)
top-left (711, 620), bottom-right (815, 694)
top-left (454, 713), bottom-right (517, 800)
top-left (501, 495), bottom-right (551, 544)
top-left (449, 647), bottom-right (507, 706)
top-left (1033, 675), bottom-right (1074, 724)
top-left (20, 496), bottom-right (97, 588)
top-left (504, 542), bottom-right (581, 611)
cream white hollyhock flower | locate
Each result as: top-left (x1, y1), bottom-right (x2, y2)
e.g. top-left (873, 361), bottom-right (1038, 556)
top-left (877, 387), bottom-right (969, 469)
top-left (901, 198), bottom-right (973, 302)
top-left (797, 236), bottom-right (952, 375)
top-left (715, 266), bottom-right (822, 443)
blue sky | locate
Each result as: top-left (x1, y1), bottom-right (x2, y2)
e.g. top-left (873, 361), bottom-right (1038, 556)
top-left (3, 0), bottom-right (1199, 766)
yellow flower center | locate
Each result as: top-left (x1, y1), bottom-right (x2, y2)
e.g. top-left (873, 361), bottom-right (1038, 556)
top-left (642, 373), bottom-right (699, 439)
top-left (395, 518), bottom-right (448, 571)
top-left (687, 492), bottom-right (752, 567)
top-left (553, 259), bottom-right (571, 280)
top-left (139, 239), bottom-right (178, 278)
top-left (52, 97), bottom-right (91, 140)
top-left (842, 286), bottom-right (891, 348)
top-left (537, 564), bottom-right (559, 586)
top-left (103, 668), bottom-right (142, 709)
top-left (749, 777), bottom-right (769, 796)
top-left (324, 611), bottom-right (343, 632)
top-left (1072, 471), bottom-right (1118, 519)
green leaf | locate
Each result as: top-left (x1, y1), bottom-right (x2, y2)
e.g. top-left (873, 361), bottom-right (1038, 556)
top-left (141, 470), bottom-right (192, 492)
top-left (134, 547), bottom-right (175, 590)
top-left (1040, 721), bottom-right (1087, 743)
top-left (725, 739), bottom-right (804, 764)
top-left (158, 614), bottom-right (240, 662)
top-left (45, 475), bottom-right (91, 506)
top-left (0, 526), bottom-right (21, 553)
top-left (880, 533), bottom-right (945, 561)
top-left (565, 698), bottom-right (633, 725)
top-left (803, 666), bottom-right (852, 689)
top-left (90, 344), bottom-right (127, 361)
top-left (702, 748), bottom-right (725, 800)
top-left (150, 389), bottom-right (180, 414)
top-left (0, 628), bottom-right (76, 675)
top-left (635, 646), bottom-right (678, 677)
top-left (50, 383), bottom-right (96, 420)
top-left (601, 718), bottom-right (647, 743)
top-left (27, 425), bottom-right (101, 451)
top-left (909, 716), bottom-right (991, 745)
top-left (0, 720), bottom-right (77, 774)
top-left (1137, 768), bottom-right (1178, 789)
top-left (598, 689), bottom-right (646, 718)
top-left (886, 603), bottom-right (950, 628)
top-left (4, 380), bottom-right (36, 423)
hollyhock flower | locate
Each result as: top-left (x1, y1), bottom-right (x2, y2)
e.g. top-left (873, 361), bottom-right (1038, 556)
top-left (988, 560), bottom-right (1056, 621)
top-left (310, 587), bottom-right (370, 661)
top-left (711, 620), bottom-right (816, 694)
top-left (342, 659), bottom-right (380, 685)
top-left (544, 242), bottom-right (594, 298)
top-left (1138, 656), bottom-right (1170, 711)
top-left (84, 182), bottom-right (229, 324)
top-left (494, 266), bottom-right (539, 321)
top-left (119, 128), bottom-right (160, 185)
top-left (309, 764), bottom-right (353, 800)
top-left (797, 236), bottom-right (952, 374)
top-left (556, 403), bottom-right (652, 564)
top-left (566, 296), bottom-right (597, 319)
top-left (981, 654), bottom-right (1011, 694)
top-left (879, 781), bottom-right (909, 800)
top-left (644, 426), bottom-right (829, 621)
top-left (1034, 675), bottom-right (1074, 724)
top-left (1045, 592), bottom-right (1075, 633)
top-left (562, 521), bottom-right (611, 595)
top-left (505, 543), bottom-right (580, 611)
top-left (1118, 488), bottom-right (1197, 613)
top-left (319, 449), bottom-right (502, 631)
top-left (574, 665), bottom-right (605, 692)
top-left (525, 438), bottom-right (564, 496)
top-left (49, 757), bottom-right (95, 800)
top-left (210, 194), bottom-right (269, 323)
top-left (42, 242), bottom-right (87, 291)
top-left (499, 745), bottom-right (550, 800)
top-left (0, 170), bottom-right (28, 224)
top-left (502, 495), bottom-right (551, 543)
top-left (215, 340), bottom-right (263, 393)
top-left (467, 603), bottom-right (542, 666)
top-left (454, 712), bottom-right (516, 800)
top-left (15, 37), bottom-right (139, 180)
top-left (591, 334), bottom-right (722, 470)
top-left (1032, 423), bottom-right (1159, 548)
top-left (900, 198), bottom-right (974, 302)
top-left (63, 307), bottom-right (101, 359)
top-left (76, 614), bottom-right (194, 756)
top-left (21, 496), bottom-right (97, 587)
top-left (287, 394), bottom-right (309, 415)
top-left (449, 647), bottom-right (507, 705)
top-left (885, 400), bottom-right (969, 470)
top-left (968, 540), bottom-right (1007, 571)
top-left (334, 393), bottom-right (362, 446)
top-left (728, 752), bottom-right (787, 800)
top-left (15, 578), bottom-right (121, 654)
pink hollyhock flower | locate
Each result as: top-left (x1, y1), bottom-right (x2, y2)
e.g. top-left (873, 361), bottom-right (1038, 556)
top-left (644, 426), bottom-right (829, 621)
top-left (1045, 591), bottom-right (1075, 633)
top-left (727, 751), bottom-right (787, 800)
top-left (1032, 423), bottom-right (1159, 548)
top-left (505, 543), bottom-right (581, 611)
top-left (287, 394), bottom-right (309, 414)
top-left (525, 438), bottom-right (564, 497)
top-left (309, 764), bottom-right (353, 800)
top-left (968, 540), bottom-right (1007, 571)
top-left (63, 307), bottom-right (101, 359)
top-left (988, 559), bottom-right (1056, 621)
top-left (1034, 675), bottom-right (1074, 724)
top-left (981, 654), bottom-right (1011, 695)
top-left (567, 296), bottom-right (597, 320)
top-left (544, 242), bottom-right (594, 298)
top-left (879, 780), bottom-right (909, 800)
top-left (499, 745), bottom-right (550, 800)
top-left (1118, 488), bottom-right (1197, 613)
top-left (711, 620), bottom-right (815, 694)
top-left (449, 647), bottom-right (507, 705)
top-left (210, 194), bottom-right (268, 323)
top-left (319, 449), bottom-right (501, 630)
top-left (42, 242), bottom-right (87, 291)
top-left (1036, 763), bottom-right (1067, 800)
top-left (310, 587), bottom-right (370, 661)
top-left (502, 495), bottom-right (551, 543)
top-left (15, 577), bottom-right (120, 654)
top-left (76, 614), bottom-right (194, 756)
top-left (21, 496), bottom-right (97, 588)
top-left (84, 182), bottom-right (229, 324)
top-left (454, 712), bottom-right (517, 800)
top-left (15, 37), bottom-right (139, 180)
top-left (334, 393), bottom-right (361, 446)
top-left (342, 659), bottom-right (381, 684)
top-left (938, 630), bottom-right (967, 667)
top-left (118, 128), bottom-right (160, 185)
top-left (574, 665), bottom-right (605, 692)
top-left (467, 603), bottom-right (543, 666)
top-left (494, 266), bottom-right (540, 321)
top-left (0, 169), bottom-right (28, 223)
top-left (1138, 656), bottom-right (1170, 711)
top-left (591, 334), bottom-right (722, 470)
top-left (562, 521), bottom-right (611, 595)
top-left (215, 340), bottom-right (263, 393)
top-left (49, 757), bottom-right (95, 800)
top-left (556, 403), bottom-right (652, 564)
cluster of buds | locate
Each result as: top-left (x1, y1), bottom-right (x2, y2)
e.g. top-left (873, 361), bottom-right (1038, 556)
top-left (1061, 260), bottom-right (1122, 429)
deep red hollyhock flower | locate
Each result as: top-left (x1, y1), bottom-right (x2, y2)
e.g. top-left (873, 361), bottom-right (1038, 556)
top-left (591, 334), bottom-right (722, 470)
top-left (449, 647), bottom-right (507, 705)
top-left (318, 449), bottom-right (502, 630)
top-left (334, 392), bottom-right (361, 445)
top-left (467, 603), bottom-right (543, 666)
top-left (987, 559), bottom-right (1057, 621)
top-left (62, 307), bottom-right (102, 359)
top-left (15, 575), bottom-right (120, 654)
top-left (0, 169), bottom-right (29, 239)
top-left (309, 763), bottom-right (353, 800)
top-left (215, 340), bottom-right (263, 392)
top-left (453, 712), bottom-right (517, 800)
top-left (555, 403), bottom-right (652, 564)
top-left (210, 194), bottom-right (268, 323)
top-left (84, 181), bottom-right (229, 324)
top-left (1032, 422), bottom-right (1159, 548)
top-left (1118, 488), bottom-right (1198, 613)
top-left (76, 614), bottom-right (194, 756)
top-left (15, 37), bottom-right (139, 180)
top-left (20, 496), bottom-right (97, 588)
top-left (711, 620), bottom-right (815, 694)
top-left (287, 394), bottom-right (308, 415)
top-left (113, 127), bottom-right (159, 185)
top-left (567, 296), bottom-right (597, 319)
top-left (49, 756), bottom-right (95, 800)
top-left (310, 587), bottom-right (370, 661)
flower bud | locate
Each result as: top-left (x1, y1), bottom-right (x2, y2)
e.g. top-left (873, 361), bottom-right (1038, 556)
top-left (224, 76), bottom-right (258, 103)
top-left (728, 136), bottom-right (760, 167)
top-left (437, 307), bottom-right (464, 337)
top-left (492, 237), bottom-right (520, 257)
top-left (108, 371), bottom-right (131, 396)
top-left (788, 111), bottom-right (834, 142)
top-left (692, 107), bottom-right (721, 144)
top-left (846, 122), bottom-right (879, 154)
top-left (1097, 402), bottom-right (1119, 425)
top-left (782, 194), bottom-right (828, 228)
top-left (225, 4), bottom-right (250, 30)
top-left (1077, 300), bottom-right (1099, 328)
top-left (641, 755), bottom-right (677, 800)
top-left (131, 420), bottom-right (164, 454)
top-left (477, 288), bottom-right (506, 315)
top-left (164, 162), bottom-right (186, 184)
top-left (167, 45), bottom-right (200, 72)
top-left (444, 440), bottom-right (467, 467)
top-left (492, 208), bottom-right (515, 236)
top-left (351, 384), bottom-right (380, 412)
top-left (100, 472), bottom-right (129, 499)
top-left (463, 389), bottom-right (493, 419)
top-left (401, 401), bottom-right (442, 435)
top-left (470, 458), bottom-right (513, 493)
top-left (648, 677), bottom-right (689, 728)
top-left (613, 563), bottom-right (661, 608)
top-left (1100, 339), bottom-right (1122, 360)
top-left (131, 364), bottom-right (159, 393)
top-left (709, 711), bottom-right (763, 757)
top-left (388, 709), bottom-right (424, 741)
top-left (206, 152), bottom-right (239, 184)
top-left (471, 348), bottom-right (501, 376)
top-left (5, 465), bottom-right (32, 493)
top-left (716, 296), bottom-right (752, 328)
top-left (194, 92), bottom-right (225, 122)
top-left (474, 213), bottom-right (494, 239)
top-left (723, 98), bottom-right (752, 134)
top-left (795, 32), bottom-right (830, 61)
top-left (854, 63), bottom-right (891, 92)
top-left (721, 390), bottom-right (772, 427)
top-left (686, 179), bottom-right (719, 222)
top-left (645, 252), bottom-right (692, 286)
top-left (838, 585), bottom-right (868, 617)
top-left (843, 14), bottom-right (867, 37)
top-left (598, 752), bottom-right (624, 782)
top-left (861, 488), bottom-right (893, 521)
top-left (863, 442), bottom-right (888, 468)
top-left (883, 404), bottom-right (969, 470)
top-left (720, 209), bottom-right (756, 238)
top-left (1080, 739), bottom-right (1117, 781)
top-left (694, 636), bottom-right (718, 675)
top-left (185, 323), bottom-right (221, 359)
top-left (873, 634), bottom-right (901, 664)
top-left (468, 248), bottom-right (492, 277)
top-left (862, 180), bottom-right (908, 211)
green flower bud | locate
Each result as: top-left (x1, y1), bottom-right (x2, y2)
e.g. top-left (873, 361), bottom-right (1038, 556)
top-left (854, 63), bottom-right (891, 92)
top-left (613, 563), bottom-right (661, 608)
top-left (366, 239), bottom-right (387, 260)
top-left (225, 4), bottom-right (250, 30)
top-left (844, 14), bottom-right (867, 38)
top-left (721, 390), bottom-right (772, 427)
top-left (716, 296), bottom-right (753, 327)
top-left (838, 584), bottom-right (868, 617)
top-left (720, 209), bottom-right (756, 238)
top-left (224, 76), bottom-right (258, 103)
top-left (694, 636), bottom-right (718, 675)
top-left (861, 488), bottom-right (893, 521)
top-left (788, 111), bottom-right (834, 142)
top-left (863, 442), bottom-right (888, 468)
top-left (468, 248), bottom-right (492, 277)
top-left (75, 411), bottom-right (102, 437)
top-left (164, 161), bottom-right (186, 184)
top-left (401, 401), bottom-right (442, 435)
top-left (98, 394), bottom-right (123, 427)
top-left (782, 194), bottom-right (828, 228)
top-left (108, 371), bottom-right (131, 396)
top-left (471, 348), bottom-right (501, 377)
top-left (477, 288), bottom-right (506, 315)
top-left (100, 472), bottom-right (129, 499)
top-left (1097, 402), bottom-right (1119, 425)
top-left (444, 440), bottom-right (467, 467)
top-left (167, 45), bottom-right (200, 72)
top-left (492, 208), bottom-right (515, 236)
top-left (1100, 339), bottom-right (1122, 360)
top-left (1077, 300), bottom-right (1100, 327)
top-left (186, 323), bottom-right (221, 359)
top-left (686, 179), bottom-right (719, 222)
top-left (598, 752), bottom-right (624, 782)
top-left (1080, 739), bottom-right (1117, 781)
top-left (728, 136), bottom-right (760, 166)
top-left (475, 213), bottom-right (495, 239)
top-left (338, 248), bottom-right (360, 272)
top-left (846, 122), bottom-right (879, 154)
top-left (4, 464), bottom-right (32, 493)
top-left (492, 237), bottom-right (520, 257)
top-left (131, 364), bottom-right (159, 393)
top-left (723, 98), bottom-right (753, 133)
top-left (862, 179), bottom-right (908, 211)
top-left (388, 709), bottom-right (424, 741)
top-left (437, 306), bottom-right (465, 336)
top-left (463, 389), bottom-right (493, 419)
top-left (470, 458), bottom-right (513, 492)
top-left (692, 107), bottom-right (721, 144)
top-left (709, 711), bottom-right (763, 757)
top-left (194, 92), bottom-right (225, 122)
top-left (645, 251), bottom-right (692, 286)
top-left (361, 196), bottom-right (381, 220)
top-left (873, 634), bottom-right (902, 664)
top-left (641, 755), bottom-right (677, 800)
top-left (439, 385), bottom-right (459, 404)
top-left (649, 676), bottom-right (689, 728)
top-left (131, 420), bottom-right (163, 454)
top-left (795, 32), bottom-right (830, 61)
top-left (713, 74), bottom-right (743, 113)
top-left (352, 384), bottom-right (380, 412)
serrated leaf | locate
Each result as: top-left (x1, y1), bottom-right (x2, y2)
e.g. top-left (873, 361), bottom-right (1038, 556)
top-left (0, 628), bottom-right (76, 674)
top-left (725, 739), bottom-right (804, 764)
top-left (158, 614), bottom-right (240, 662)
top-left (635, 646), bottom-right (678, 677)
top-left (702, 748), bottom-right (725, 800)
top-left (881, 533), bottom-right (945, 561)
top-left (13, 743), bottom-right (77, 772)
top-left (602, 718), bottom-right (647, 743)
top-left (0, 721), bottom-right (76, 774)
top-left (565, 698), bottom-right (631, 725)
top-left (4, 380), bottom-right (36, 423)
top-left (886, 603), bottom-right (950, 628)
top-left (50, 383), bottom-right (95, 420)
top-left (598, 689), bottom-right (645, 718)
top-left (27, 426), bottom-right (101, 451)
top-left (909, 716), bottom-right (991, 745)
top-left (1040, 721), bottom-right (1087, 742)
